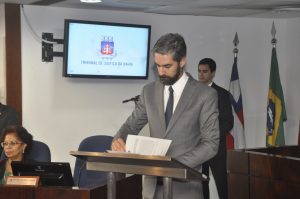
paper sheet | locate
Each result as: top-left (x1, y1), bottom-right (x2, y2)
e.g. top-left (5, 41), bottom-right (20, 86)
top-left (125, 135), bottom-right (172, 156)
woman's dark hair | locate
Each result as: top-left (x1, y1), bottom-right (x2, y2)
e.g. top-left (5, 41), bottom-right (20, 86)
top-left (0, 125), bottom-right (33, 156)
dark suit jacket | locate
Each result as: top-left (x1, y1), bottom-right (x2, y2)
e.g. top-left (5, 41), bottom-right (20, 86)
top-left (0, 103), bottom-right (19, 134)
top-left (211, 82), bottom-right (233, 142)
top-left (203, 82), bottom-right (233, 199)
top-left (115, 75), bottom-right (220, 199)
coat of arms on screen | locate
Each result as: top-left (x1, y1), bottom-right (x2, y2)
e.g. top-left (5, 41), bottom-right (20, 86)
top-left (100, 36), bottom-right (114, 55)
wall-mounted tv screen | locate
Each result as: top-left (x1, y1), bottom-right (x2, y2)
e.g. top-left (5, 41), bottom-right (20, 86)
top-left (63, 19), bottom-right (151, 79)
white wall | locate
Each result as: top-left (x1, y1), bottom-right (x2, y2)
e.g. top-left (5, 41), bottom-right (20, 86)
top-left (19, 5), bottom-right (300, 198)
top-left (284, 19), bottom-right (300, 144)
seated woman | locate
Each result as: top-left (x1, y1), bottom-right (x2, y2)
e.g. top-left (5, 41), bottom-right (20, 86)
top-left (0, 125), bottom-right (33, 185)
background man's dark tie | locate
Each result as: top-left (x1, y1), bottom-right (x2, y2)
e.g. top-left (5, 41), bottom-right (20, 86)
top-left (165, 86), bottom-right (174, 127)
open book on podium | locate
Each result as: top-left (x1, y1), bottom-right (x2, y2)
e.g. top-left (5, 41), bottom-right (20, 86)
top-left (70, 135), bottom-right (207, 181)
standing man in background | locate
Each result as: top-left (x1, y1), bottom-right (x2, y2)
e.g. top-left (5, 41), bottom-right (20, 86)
top-left (0, 101), bottom-right (19, 154)
top-left (198, 58), bottom-right (233, 199)
top-left (112, 33), bottom-right (219, 199)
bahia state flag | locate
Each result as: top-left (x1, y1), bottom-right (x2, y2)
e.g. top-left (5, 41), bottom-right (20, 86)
top-left (266, 47), bottom-right (287, 147)
top-left (229, 56), bottom-right (246, 149)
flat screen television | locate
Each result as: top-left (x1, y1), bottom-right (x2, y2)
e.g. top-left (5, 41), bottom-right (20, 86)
top-left (63, 19), bottom-right (151, 79)
top-left (11, 161), bottom-right (74, 186)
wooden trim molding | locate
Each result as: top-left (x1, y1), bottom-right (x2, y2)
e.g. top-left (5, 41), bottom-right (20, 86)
top-left (5, 3), bottom-right (22, 124)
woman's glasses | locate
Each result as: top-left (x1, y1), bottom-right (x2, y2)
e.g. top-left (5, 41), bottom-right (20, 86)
top-left (1, 141), bottom-right (23, 147)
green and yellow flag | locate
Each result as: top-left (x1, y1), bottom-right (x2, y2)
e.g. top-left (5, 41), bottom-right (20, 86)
top-left (266, 47), bottom-right (287, 147)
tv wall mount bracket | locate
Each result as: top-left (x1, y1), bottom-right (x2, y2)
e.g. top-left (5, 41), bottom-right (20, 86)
top-left (42, 32), bottom-right (64, 62)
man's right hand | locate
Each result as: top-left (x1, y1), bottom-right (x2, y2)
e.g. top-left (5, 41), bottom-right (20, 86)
top-left (111, 138), bottom-right (126, 152)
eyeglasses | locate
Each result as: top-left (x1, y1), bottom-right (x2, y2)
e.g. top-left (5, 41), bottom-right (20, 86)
top-left (1, 141), bottom-right (23, 147)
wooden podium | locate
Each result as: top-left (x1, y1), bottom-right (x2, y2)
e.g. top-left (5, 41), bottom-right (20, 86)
top-left (70, 151), bottom-right (207, 199)
top-left (227, 145), bottom-right (300, 199)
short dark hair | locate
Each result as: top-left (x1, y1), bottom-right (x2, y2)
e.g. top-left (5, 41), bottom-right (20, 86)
top-left (1, 125), bottom-right (33, 155)
top-left (152, 33), bottom-right (186, 62)
top-left (198, 58), bottom-right (216, 72)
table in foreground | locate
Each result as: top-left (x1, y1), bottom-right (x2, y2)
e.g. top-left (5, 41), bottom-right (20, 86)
top-left (0, 174), bottom-right (141, 199)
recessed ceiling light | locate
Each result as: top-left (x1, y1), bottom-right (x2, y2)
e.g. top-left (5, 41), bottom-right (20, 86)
top-left (80, 0), bottom-right (102, 3)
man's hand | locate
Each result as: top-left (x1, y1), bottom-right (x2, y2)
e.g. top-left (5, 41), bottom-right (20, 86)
top-left (111, 138), bottom-right (126, 152)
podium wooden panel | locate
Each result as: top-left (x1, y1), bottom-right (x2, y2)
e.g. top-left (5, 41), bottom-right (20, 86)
top-left (0, 174), bottom-right (142, 199)
top-left (227, 145), bottom-right (300, 199)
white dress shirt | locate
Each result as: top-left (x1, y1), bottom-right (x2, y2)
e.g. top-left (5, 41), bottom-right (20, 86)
top-left (164, 72), bottom-right (189, 113)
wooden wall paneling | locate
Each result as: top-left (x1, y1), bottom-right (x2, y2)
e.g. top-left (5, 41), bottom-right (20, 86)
top-left (5, 3), bottom-right (22, 123)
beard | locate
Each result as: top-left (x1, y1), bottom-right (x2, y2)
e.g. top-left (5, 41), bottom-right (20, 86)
top-left (159, 65), bottom-right (182, 85)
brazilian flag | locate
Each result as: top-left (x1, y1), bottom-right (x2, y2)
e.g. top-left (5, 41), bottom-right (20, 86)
top-left (266, 47), bottom-right (287, 147)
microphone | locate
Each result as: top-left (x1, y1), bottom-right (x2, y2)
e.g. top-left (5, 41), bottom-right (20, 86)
top-left (122, 95), bottom-right (140, 103)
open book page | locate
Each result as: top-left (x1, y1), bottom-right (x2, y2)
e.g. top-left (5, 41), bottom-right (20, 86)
top-left (125, 135), bottom-right (172, 156)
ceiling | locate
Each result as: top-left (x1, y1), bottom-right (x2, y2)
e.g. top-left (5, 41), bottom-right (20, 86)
top-left (3, 0), bottom-right (300, 18)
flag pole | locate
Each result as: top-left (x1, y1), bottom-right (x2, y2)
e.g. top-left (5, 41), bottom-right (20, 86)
top-left (266, 21), bottom-right (287, 147)
top-left (228, 32), bottom-right (246, 149)
top-left (271, 21), bottom-right (277, 48)
top-left (233, 32), bottom-right (239, 58)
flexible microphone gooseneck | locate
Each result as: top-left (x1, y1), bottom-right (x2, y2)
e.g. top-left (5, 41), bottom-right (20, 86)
top-left (122, 95), bottom-right (140, 103)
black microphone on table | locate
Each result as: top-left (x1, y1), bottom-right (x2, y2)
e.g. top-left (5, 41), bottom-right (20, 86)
top-left (122, 95), bottom-right (140, 103)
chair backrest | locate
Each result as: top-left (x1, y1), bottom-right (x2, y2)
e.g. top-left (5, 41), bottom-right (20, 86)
top-left (1, 140), bottom-right (51, 162)
top-left (73, 135), bottom-right (113, 187)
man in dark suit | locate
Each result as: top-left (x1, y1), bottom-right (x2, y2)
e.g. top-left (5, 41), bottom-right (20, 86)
top-left (198, 58), bottom-right (233, 199)
top-left (112, 33), bottom-right (220, 199)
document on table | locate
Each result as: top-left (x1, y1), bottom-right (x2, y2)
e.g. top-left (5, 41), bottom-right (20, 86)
top-left (125, 135), bottom-right (172, 156)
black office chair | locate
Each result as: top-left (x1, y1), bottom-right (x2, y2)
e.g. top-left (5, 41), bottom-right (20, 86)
top-left (0, 140), bottom-right (51, 162)
top-left (73, 135), bottom-right (114, 187)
